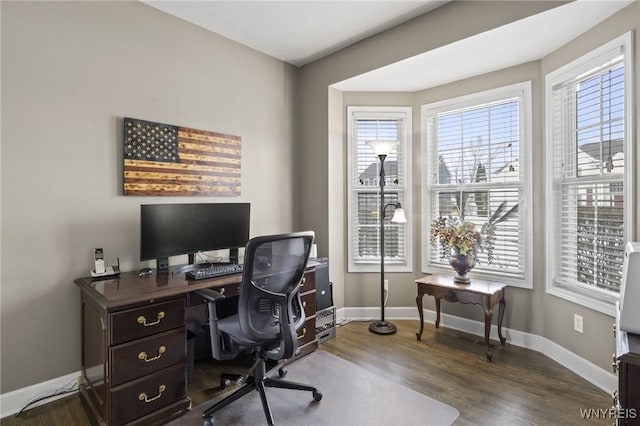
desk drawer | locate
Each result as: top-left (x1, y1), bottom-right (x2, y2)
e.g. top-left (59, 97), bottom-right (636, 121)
top-left (110, 328), bottom-right (186, 387)
top-left (296, 317), bottom-right (315, 347)
top-left (216, 282), bottom-right (241, 298)
top-left (111, 363), bottom-right (185, 426)
top-left (299, 271), bottom-right (315, 292)
top-left (300, 292), bottom-right (316, 317)
top-left (110, 298), bottom-right (185, 345)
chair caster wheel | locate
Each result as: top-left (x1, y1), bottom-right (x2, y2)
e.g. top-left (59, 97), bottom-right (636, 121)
top-left (278, 367), bottom-right (287, 378)
top-left (203, 415), bottom-right (215, 426)
top-left (220, 378), bottom-right (231, 389)
top-left (313, 390), bottom-right (323, 401)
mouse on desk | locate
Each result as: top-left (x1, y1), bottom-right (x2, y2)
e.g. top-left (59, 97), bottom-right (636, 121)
top-left (139, 267), bottom-right (153, 277)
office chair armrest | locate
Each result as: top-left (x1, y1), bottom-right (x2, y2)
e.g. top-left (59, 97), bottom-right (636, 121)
top-left (194, 288), bottom-right (226, 302)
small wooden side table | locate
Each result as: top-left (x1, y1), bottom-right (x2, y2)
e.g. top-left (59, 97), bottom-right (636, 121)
top-left (415, 274), bottom-right (507, 362)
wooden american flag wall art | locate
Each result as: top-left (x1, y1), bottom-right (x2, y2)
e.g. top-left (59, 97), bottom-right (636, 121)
top-left (123, 117), bottom-right (241, 196)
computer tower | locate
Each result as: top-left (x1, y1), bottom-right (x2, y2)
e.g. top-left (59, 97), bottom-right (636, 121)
top-left (316, 306), bottom-right (336, 343)
top-left (315, 258), bottom-right (332, 311)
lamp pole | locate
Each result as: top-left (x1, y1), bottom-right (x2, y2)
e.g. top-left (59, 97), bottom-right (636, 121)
top-left (366, 140), bottom-right (405, 335)
top-left (369, 152), bottom-right (397, 335)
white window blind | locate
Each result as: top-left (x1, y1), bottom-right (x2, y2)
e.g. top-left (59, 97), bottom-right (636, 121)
top-left (347, 107), bottom-right (412, 272)
top-left (422, 82), bottom-right (532, 287)
top-left (546, 33), bottom-right (633, 309)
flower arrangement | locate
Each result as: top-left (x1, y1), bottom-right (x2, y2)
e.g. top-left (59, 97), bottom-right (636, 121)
top-left (430, 194), bottom-right (519, 265)
top-left (430, 216), bottom-right (496, 263)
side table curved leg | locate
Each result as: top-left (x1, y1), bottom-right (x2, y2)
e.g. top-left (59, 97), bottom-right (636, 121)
top-left (498, 296), bottom-right (506, 345)
top-left (416, 293), bottom-right (424, 341)
top-left (484, 304), bottom-right (493, 363)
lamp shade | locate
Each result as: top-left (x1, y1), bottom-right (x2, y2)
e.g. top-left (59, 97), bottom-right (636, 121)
top-left (367, 140), bottom-right (398, 156)
top-left (391, 206), bottom-right (407, 223)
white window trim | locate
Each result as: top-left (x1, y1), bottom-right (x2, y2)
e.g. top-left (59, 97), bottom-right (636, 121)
top-left (544, 32), bottom-right (635, 316)
top-left (421, 82), bottom-right (534, 289)
top-left (347, 106), bottom-right (413, 273)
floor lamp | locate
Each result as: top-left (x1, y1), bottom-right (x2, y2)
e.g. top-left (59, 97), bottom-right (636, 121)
top-left (367, 140), bottom-right (407, 335)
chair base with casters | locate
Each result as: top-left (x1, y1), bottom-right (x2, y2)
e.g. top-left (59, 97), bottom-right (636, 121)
top-left (202, 348), bottom-right (322, 426)
top-left (195, 232), bottom-right (322, 426)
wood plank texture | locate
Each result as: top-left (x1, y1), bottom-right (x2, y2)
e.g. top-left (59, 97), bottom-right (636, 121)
top-left (123, 118), bottom-right (241, 196)
top-left (1, 320), bottom-right (611, 425)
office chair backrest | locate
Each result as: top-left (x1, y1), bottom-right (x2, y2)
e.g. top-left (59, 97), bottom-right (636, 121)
top-left (238, 231), bottom-right (314, 360)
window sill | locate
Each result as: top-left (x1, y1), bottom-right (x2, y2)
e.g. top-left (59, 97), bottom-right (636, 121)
top-left (349, 264), bottom-right (413, 273)
top-left (546, 285), bottom-right (616, 317)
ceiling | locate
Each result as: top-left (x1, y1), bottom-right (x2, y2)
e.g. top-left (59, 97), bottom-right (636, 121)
top-left (333, 0), bottom-right (633, 91)
top-left (143, 0), bottom-right (633, 91)
top-left (143, 0), bottom-right (448, 67)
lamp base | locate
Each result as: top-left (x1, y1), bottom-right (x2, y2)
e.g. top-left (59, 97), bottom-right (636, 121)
top-left (369, 320), bottom-right (397, 335)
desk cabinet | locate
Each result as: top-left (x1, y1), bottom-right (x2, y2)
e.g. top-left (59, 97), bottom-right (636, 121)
top-left (295, 269), bottom-right (319, 358)
top-left (79, 290), bottom-right (191, 426)
top-left (615, 304), bottom-right (640, 425)
top-left (76, 264), bottom-right (320, 425)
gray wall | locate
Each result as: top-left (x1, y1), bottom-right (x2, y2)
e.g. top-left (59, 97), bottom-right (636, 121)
top-left (330, 3), bottom-right (640, 372)
top-left (1, 1), bottom-right (298, 393)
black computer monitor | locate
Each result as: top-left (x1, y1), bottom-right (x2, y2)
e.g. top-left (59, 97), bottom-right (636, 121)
top-left (140, 203), bottom-right (250, 270)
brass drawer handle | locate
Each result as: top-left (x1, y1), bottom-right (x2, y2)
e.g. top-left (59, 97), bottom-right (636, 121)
top-left (219, 287), bottom-right (225, 295)
top-left (303, 301), bottom-right (307, 308)
top-left (137, 311), bottom-right (165, 327)
top-left (138, 346), bottom-right (166, 363)
top-left (139, 384), bottom-right (166, 403)
top-left (612, 353), bottom-right (619, 373)
top-left (301, 277), bottom-right (306, 287)
top-left (297, 327), bottom-right (307, 340)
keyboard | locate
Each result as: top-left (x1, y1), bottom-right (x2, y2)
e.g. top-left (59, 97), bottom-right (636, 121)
top-left (186, 263), bottom-right (243, 280)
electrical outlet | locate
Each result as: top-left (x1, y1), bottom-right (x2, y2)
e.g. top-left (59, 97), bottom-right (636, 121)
top-left (384, 279), bottom-right (389, 294)
top-left (574, 314), bottom-right (584, 333)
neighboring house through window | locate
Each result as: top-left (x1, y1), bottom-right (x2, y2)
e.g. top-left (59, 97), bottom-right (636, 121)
top-left (422, 82), bottom-right (533, 288)
top-left (545, 32), bottom-right (634, 315)
top-left (347, 106), bottom-right (412, 272)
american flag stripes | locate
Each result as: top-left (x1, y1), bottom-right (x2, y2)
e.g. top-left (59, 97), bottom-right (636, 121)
top-left (123, 117), bottom-right (241, 196)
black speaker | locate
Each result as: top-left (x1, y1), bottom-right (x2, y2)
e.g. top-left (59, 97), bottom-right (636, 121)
top-left (315, 258), bottom-right (332, 311)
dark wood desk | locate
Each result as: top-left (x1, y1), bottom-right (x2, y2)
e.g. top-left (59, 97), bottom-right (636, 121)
top-left (75, 264), bottom-right (319, 426)
top-left (415, 274), bottom-right (507, 362)
top-left (615, 303), bottom-right (640, 425)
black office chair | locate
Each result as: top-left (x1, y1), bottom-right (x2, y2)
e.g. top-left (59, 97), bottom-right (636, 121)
top-left (194, 231), bottom-right (322, 426)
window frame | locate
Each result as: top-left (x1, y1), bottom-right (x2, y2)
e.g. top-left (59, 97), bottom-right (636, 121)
top-left (347, 106), bottom-right (413, 273)
top-left (544, 32), bottom-right (635, 315)
top-left (421, 82), bottom-right (533, 289)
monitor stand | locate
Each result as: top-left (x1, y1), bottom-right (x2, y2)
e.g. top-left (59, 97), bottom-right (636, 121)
top-left (156, 257), bottom-right (169, 271)
top-left (229, 248), bottom-right (239, 264)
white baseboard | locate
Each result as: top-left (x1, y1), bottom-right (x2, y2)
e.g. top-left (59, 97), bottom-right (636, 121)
top-left (1, 306), bottom-right (615, 419)
top-left (0, 371), bottom-right (80, 419)
top-left (336, 306), bottom-right (616, 394)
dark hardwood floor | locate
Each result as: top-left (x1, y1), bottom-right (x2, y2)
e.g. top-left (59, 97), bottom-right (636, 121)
top-left (2, 320), bottom-right (612, 425)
